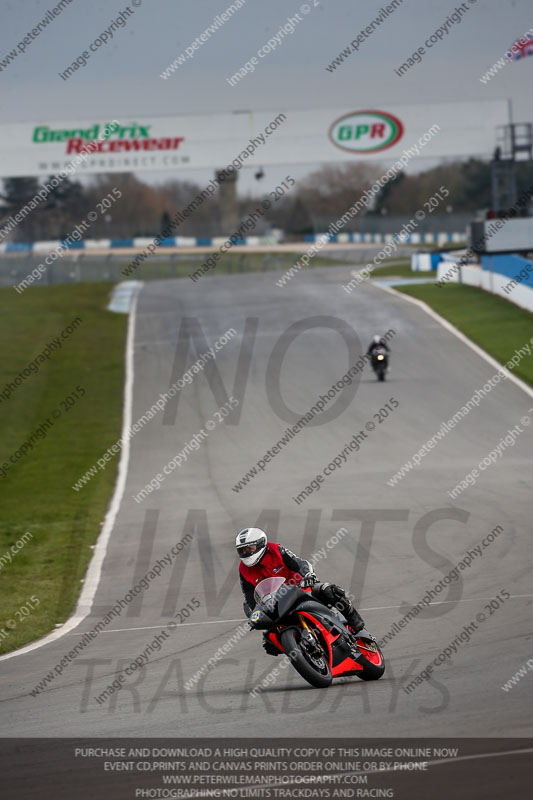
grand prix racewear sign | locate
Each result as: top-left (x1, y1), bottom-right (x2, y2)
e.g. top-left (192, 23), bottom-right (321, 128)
top-left (0, 100), bottom-right (509, 177)
top-left (32, 121), bottom-right (184, 156)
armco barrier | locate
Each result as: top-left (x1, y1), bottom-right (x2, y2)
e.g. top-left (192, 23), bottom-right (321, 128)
top-left (411, 252), bottom-right (444, 271)
top-left (436, 252), bottom-right (533, 313)
top-left (0, 231), bottom-right (463, 254)
top-left (0, 235), bottom-right (253, 253)
top-left (481, 253), bottom-right (533, 312)
top-left (305, 231), bottom-right (464, 246)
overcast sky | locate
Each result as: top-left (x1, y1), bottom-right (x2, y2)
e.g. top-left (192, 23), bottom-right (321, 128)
top-left (1, 0), bottom-right (532, 191)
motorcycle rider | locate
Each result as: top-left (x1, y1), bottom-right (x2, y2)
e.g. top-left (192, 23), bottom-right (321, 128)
top-left (367, 334), bottom-right (390, 355)
top-left (236, 527), bottom-right (365, 656)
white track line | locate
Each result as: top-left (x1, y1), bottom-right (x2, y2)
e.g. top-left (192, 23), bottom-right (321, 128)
top-left (184, 747), bottom-right (533, 797)
top-left (63, 593), bottom-right (533, 636)
top-left (0, 286), bottom-right (141, 663)
top-left (373, 279), bottom-right (533, 401)
top-left (65, 619), bottom-right (247, 635)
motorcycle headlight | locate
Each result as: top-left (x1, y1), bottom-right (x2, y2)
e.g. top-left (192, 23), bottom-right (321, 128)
top-left (249, 609), bottom-right (271, 629)
top-left (377, 354), bottom-right (384, 360)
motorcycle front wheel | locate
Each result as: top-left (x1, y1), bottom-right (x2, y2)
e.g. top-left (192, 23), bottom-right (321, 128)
top-left (280, 627), bottom-right (332, 688)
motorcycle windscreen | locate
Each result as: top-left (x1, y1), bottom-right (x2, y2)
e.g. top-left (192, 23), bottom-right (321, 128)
top-left (253, 576), bottom-right (286, 605)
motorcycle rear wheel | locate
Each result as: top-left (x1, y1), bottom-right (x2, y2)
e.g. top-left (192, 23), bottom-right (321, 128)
top-left (280, 628), bottom-right (332, 688)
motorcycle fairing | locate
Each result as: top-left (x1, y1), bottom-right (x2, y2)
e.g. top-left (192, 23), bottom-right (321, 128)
top-left (276, 585), bottom-right (311, 618)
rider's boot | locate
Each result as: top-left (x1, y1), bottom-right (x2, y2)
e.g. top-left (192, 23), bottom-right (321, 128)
top-left (345, 607), bottom-right (365, 634)
top-left (319, 583), bottom-right (365, 634)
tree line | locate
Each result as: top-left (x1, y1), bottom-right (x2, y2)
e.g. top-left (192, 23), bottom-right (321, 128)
top-left (2, 158), bottom-right (532, 242)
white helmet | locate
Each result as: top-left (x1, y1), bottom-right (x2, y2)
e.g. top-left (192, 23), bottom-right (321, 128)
top-left (373, 335), bottom-right (381, 344)
top-left (235, 527), bottom-right (268, 567)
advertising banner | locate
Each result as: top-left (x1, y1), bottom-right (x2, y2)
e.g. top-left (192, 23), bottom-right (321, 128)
top-left (0, 100), bottom-right (510, 177)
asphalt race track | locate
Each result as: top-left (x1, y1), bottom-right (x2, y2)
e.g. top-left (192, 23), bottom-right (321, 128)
top-left (1, 265), bottom-right (532, 739)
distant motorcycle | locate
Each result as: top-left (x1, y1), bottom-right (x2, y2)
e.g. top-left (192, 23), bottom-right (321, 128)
top-left (249, 577), bottom-right (385, 688)
top-left (370, 346), bottom-right (388, 382)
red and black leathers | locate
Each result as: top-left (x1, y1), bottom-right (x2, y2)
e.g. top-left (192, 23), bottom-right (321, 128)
top-left (239, 542), bottom-right (310, 609)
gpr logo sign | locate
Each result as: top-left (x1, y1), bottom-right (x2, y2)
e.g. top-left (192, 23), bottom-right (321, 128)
top-left (329, 110), bottom-right (404, 153)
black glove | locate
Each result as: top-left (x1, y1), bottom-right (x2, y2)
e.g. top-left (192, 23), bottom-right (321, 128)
top-left (299, 572), bottom-right (318, 588)
top-left (262, 635), bottom-right (280, 656)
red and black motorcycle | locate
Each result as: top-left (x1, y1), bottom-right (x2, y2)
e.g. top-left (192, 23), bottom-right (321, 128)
top-left (249, 577), bottom-right (385, 688)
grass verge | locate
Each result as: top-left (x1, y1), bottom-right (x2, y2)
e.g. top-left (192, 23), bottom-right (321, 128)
top-left (0, 282), bottom-right (127, 654)
top-left (395, 283), bottom-right (533, 387)
top-left (371, 260), bottom-right (413, 277)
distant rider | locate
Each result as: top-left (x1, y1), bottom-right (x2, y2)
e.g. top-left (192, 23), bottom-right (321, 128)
top-left (367, 334), bottom-right (390, 355)
top-left (236, 527), bottom-right (365, 656)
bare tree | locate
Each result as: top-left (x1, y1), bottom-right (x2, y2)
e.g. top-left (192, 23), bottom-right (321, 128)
top-left (297, 162), bottom-right (386, 224)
